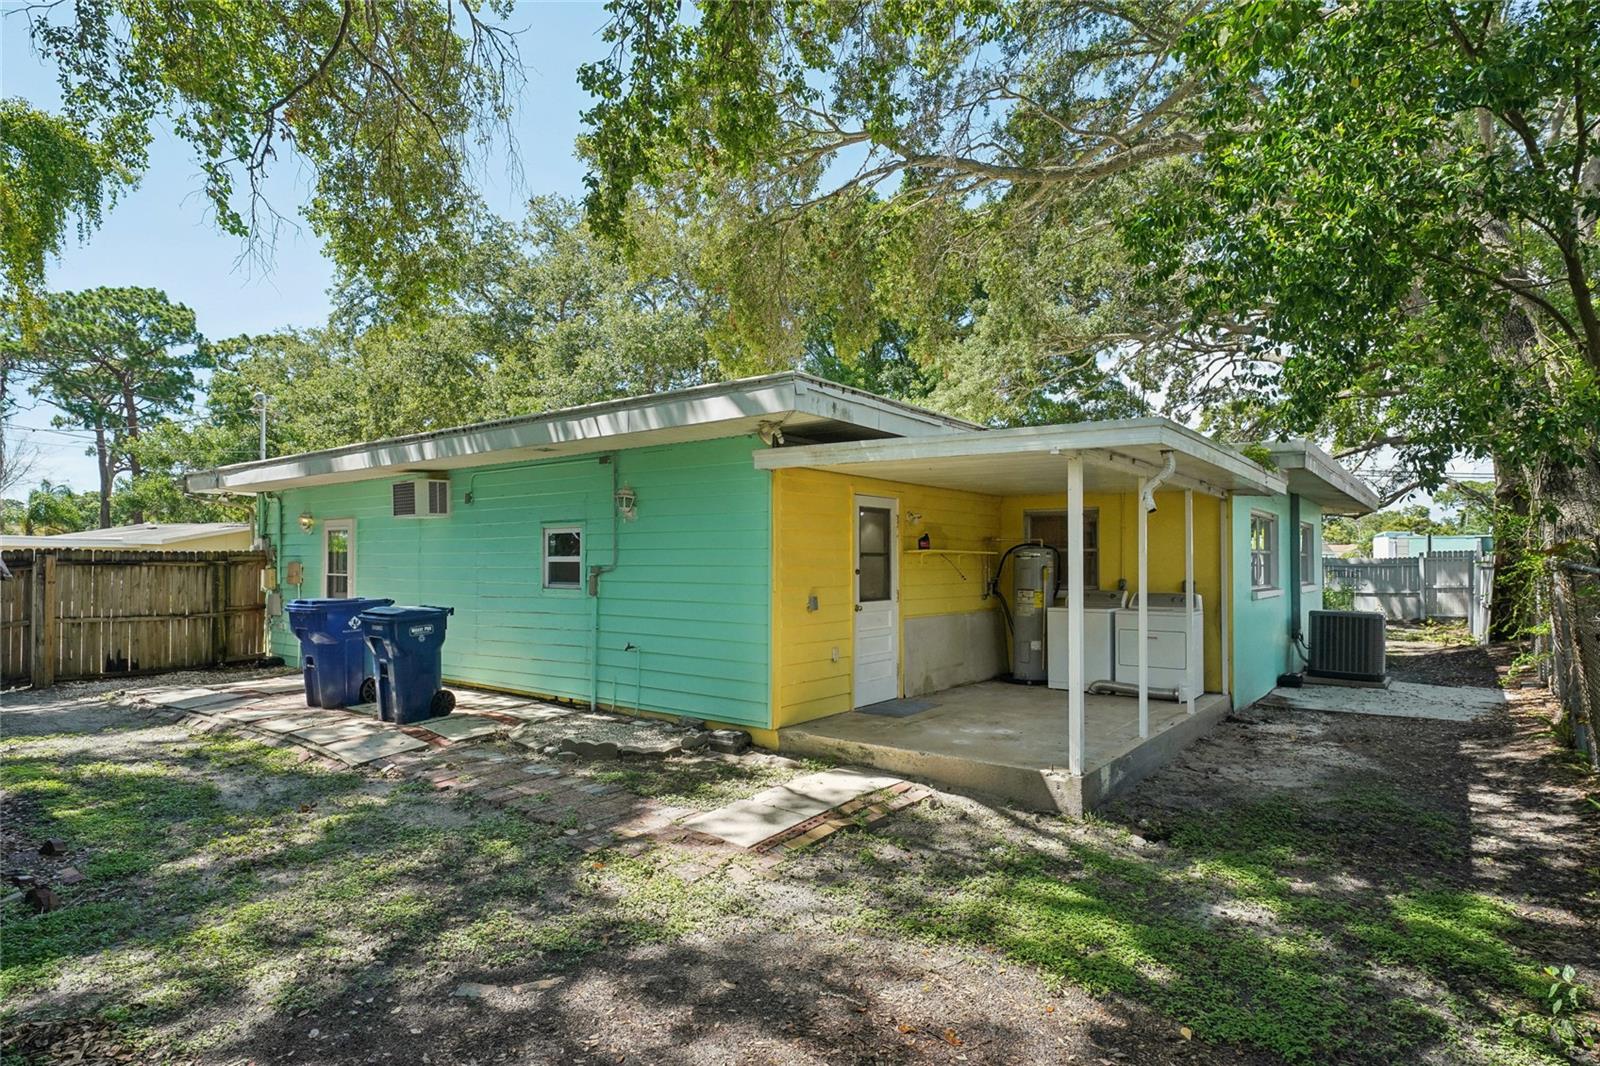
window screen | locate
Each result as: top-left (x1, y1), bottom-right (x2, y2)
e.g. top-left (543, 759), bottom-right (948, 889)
top-left (544, 527), bottom-right (583, 589)
top-left (1024, 510), bottom-right (1098, 588)
top-left (857, 506), bottom-right (892, 602)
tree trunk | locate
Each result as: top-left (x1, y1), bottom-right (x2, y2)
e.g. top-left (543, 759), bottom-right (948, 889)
top-left (93, 423), bottom-right (112, 528)
top-left (1488, 464), bottom-right (1530, 641)
top-left (120, 381), bottom-right (144, 524)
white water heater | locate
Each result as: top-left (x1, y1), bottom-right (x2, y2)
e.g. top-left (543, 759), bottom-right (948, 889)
top-left (1010, 546), bottom-right (1058, 682)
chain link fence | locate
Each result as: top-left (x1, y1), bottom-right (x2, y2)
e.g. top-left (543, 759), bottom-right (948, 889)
top-left (1548, 561), bottom-right (1600, 772)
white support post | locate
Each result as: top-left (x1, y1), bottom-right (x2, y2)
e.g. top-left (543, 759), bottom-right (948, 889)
top-left (1067, 456), bottom-right (1085, 776)
top-left (1219, 499), bottom-right (1231, 700)
top-left (1136, 477), bottom-right (1149, 739)
top-left (1185, 488), bottom-right (1195, 715)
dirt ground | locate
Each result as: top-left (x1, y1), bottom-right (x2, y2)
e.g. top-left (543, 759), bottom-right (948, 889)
top-left (4, 643), bottom-right (1597, 1066)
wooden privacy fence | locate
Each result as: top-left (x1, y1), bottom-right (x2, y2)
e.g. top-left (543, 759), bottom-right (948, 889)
top-left (1, 548), bottom-right (269, 687)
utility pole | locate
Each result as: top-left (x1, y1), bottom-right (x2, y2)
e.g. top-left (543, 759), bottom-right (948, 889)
top-left (254, 392), bottom-right (269, 460)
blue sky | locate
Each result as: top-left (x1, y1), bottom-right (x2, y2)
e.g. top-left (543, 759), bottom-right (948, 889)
top-left (4, 2), bottom-right (613, 494)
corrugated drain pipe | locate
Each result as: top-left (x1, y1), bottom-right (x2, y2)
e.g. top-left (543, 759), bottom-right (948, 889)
top-left (1141, 451), bottom-right (1177, 512)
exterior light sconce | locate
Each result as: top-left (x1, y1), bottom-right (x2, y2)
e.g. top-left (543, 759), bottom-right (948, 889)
top-left (298, 512), bottom-right (316, 533)
top-left (615, 486), bottom-right (638, 521)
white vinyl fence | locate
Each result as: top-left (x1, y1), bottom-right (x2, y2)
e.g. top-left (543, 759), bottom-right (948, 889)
top-left (1324, 550), bottom-right (1495, 639)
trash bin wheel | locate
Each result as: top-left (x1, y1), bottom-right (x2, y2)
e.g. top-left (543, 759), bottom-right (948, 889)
top-left (359, 677), bottom-right (377, 704)
top-left (430, 689), bottom-right (455, 717)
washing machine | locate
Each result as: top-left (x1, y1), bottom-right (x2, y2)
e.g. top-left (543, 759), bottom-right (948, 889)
top-left (1114, 593), bottom-right (1204, 701)
top-left (1046, 590), bottom-right (1126, 691)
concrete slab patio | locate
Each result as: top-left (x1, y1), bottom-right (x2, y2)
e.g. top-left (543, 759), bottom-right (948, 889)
top-left (779, 680), bottom-right (1232, 814)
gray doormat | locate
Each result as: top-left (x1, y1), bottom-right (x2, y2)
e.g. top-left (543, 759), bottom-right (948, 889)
top-left (859, 697), bottom-right (935, 718)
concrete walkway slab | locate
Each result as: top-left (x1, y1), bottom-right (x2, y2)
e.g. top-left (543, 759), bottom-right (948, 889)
top-left (212, 705), bottom-right (294, 724)
top-left (1265, 680), bottom-right (1505, 722)
top-left (170, 691), bottom-right (263, 712)
top-left (220, 675), bottom-right (305, 694)
top-left (145, 687), bottom-right (232, 707)
top-left (412, 715), bottom-right (503, 741)
top-left (324, 732), bottom-right (428, 766)
top-left (292, 722), bottom-right (383, 746)
top-left (256, 715), bottom-right (328, 734)
top-left (681, 768), bottom-right (904, 848)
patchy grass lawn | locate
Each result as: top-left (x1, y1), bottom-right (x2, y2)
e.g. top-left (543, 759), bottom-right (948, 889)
top-left (813, 784), bottom-right (1577, 1065)
top-left (0, 727), bottom-right (745, 1058)
top-left (3, 656), bottom-right (1594, 1066)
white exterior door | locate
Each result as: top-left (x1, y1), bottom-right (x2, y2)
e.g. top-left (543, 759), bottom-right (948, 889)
top-left (853, 496), bottom-right (899, 707)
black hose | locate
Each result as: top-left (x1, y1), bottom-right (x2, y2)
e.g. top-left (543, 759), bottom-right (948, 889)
top-left (988, 542), bottom-right (1061, 637)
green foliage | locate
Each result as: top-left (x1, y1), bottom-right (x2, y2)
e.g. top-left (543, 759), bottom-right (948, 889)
top-left (1129, 0), bottom-right (1600, 488)
top-left (9, 0), bottom-right (520, 318)
top-left (578, 2), bottom-right (1187, 426)
top-left (0, 100), bottom-right (125, 331)
top-left (6, 286), bottom-right (208, 525)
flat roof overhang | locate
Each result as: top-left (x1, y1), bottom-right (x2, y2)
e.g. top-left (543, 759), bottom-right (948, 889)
top-left (1259, 441), bottom-right (1381, 514)
top-left (187, 373), bottom-right (980, 495)
top-left (752, 418), bottom-right (1287, 498)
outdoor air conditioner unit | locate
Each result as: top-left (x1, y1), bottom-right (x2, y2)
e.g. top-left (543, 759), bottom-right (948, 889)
top-left (392, 477), bottom-right (450, 518)
top-left (1307, 610), bottom-right (1387, 682)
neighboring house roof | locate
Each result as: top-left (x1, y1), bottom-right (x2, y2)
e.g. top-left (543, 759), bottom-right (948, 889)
top-left (1255, 440), bottom-right (1381, 515)
top-left (2, 523), bottom-right (253, 549)
top-left (187, 372), bottom-right (980, 495)
top-left (754, 418), bottom-right (1287, 498)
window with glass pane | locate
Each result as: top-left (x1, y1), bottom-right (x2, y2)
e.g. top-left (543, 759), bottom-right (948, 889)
top-left (1299, 522), bottom-right (1316, 587)
top-left (325, 528), bottom-right (350, 597)
top-left (1251, 513), bottom-right (1279, 589)
top-left (857, 506), bottom-right (892, 602)
top-left (1024, 510), bottom-right (1098, 588)
top-left (544, 527), bottom-right (583, 589)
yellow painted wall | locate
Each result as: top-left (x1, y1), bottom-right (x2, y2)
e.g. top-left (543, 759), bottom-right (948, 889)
top-left (999, 491), bottom-right (1226, 692)
top-left (771, 468), bottom-right (1002, 728)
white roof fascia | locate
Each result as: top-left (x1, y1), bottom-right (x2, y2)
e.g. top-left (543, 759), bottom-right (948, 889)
top-left (753, 418), bottom-right (1286, 497)
top-left (1259, 440), bottom-right (1381, 515)
top-left (187, 373), bottom-right (977, 495)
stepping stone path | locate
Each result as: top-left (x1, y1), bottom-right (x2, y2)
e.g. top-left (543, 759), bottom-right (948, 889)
top-left (134, 671), bottom-right (930, 864)
top-left (681, 769), bottom-right (906, 848)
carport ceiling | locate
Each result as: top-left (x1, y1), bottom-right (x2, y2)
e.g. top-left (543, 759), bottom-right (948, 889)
top-left (752, 419), bottom-right (1287, 498)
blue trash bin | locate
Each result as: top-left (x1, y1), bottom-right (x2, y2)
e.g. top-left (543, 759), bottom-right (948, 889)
top-left (359, 605), bottom-right (456, 724)
top-left (285, 597), bottom-right (394, 708)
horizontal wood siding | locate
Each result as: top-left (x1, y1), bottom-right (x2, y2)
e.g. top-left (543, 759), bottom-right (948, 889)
top-left (771, 468), bottom-right (1002, 728)
top-left (266, 437), bottom-right (771, 727)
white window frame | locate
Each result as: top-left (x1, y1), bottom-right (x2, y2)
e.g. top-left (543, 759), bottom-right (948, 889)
top-left (542, 525), bottom-right (584, 590)
top-left (1024, 508), bottom-right (1099, 589)
top-left (324, 518), bottom-right (356, 599)
top-left (1299, 521), bottom-right (1317, 588)
top-left (1250, 511), bottom-right (1279, 592)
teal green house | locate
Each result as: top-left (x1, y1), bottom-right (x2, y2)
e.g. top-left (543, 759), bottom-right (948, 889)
top-left (190, 375), bottom-right (1377, 810)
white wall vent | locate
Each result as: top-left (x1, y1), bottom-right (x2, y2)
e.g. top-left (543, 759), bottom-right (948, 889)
top-left (392, 477), bottom-right (450, 518)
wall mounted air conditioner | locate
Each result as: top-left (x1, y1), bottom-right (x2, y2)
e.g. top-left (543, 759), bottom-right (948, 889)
top-left (392, 477), bottom-right (450, 518)
top-left (1307, 610), bottom-right (1386, 682)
